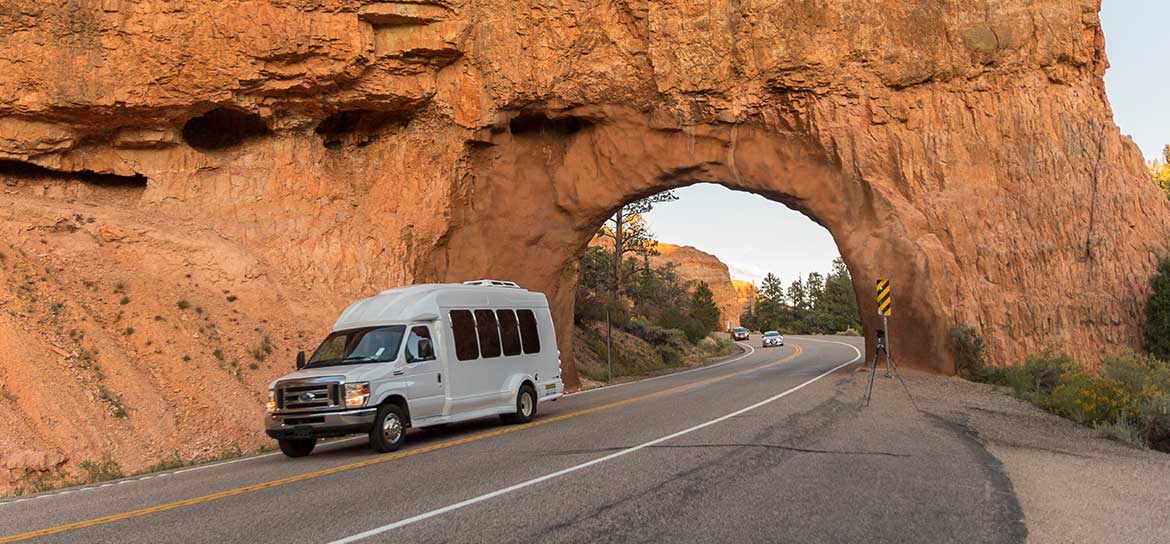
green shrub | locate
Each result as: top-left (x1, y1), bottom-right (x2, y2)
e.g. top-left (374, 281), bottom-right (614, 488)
top-left (79, 458), bottom-right (123, 483)
top-left (622, 317), bottom-right (688, 351)
top-left (1139, 393), bottom-right (1170, 452)
top-left (1094, 419), bottom-right (1147, 449)
top-left (1143, 258), bottom-right (1170, 360)
top-left (97, 385), bottom-right (127, 418)
top-left (949, 323), bottom-right (987, 380)
top-left (655, 344), bottom-right (683, 365)
top-left (1045, 372), bottom-right (1135, 426)
top-left (659, 307), bottom-right (706, 343)
top-left (1004, 351), bottom-right (1077, 398)
top-left (1099, 351), bottom-right (1170, 399)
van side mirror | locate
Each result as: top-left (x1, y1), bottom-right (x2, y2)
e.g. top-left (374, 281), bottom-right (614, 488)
top-left (417, 339), bottom-right (434, 360)
top-left (296, 351), bottom-right (306, 370)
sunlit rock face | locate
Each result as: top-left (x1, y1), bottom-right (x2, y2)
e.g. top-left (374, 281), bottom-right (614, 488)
top-left (1, 0), bottom-right (1168, 483)
top-left (649, 243), bottom-right (745, 329)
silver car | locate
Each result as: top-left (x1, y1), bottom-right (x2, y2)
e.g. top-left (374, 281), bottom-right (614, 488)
top-left (761, 331), bottom-right (784, 347)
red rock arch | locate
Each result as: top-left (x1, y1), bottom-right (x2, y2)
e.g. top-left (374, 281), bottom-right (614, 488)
top-left (422, 101), bottom-right (1170, 389)
top-left (1, 0), bottom-right (1168, 396)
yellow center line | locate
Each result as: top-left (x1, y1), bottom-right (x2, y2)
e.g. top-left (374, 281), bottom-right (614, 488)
top-left (1, 343), bottom-right (804, 543)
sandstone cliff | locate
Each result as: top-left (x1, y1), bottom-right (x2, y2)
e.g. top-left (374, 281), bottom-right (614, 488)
top-left (733, 280), bottom-right (759, 319)
top-left (648, 243), bottom-right (743, 328)
top-left (1, 0), bottom-right (1169, 492)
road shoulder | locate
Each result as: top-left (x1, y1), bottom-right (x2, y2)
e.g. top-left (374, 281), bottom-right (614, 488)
top-left (894, 372), bottom-right (1170, 544)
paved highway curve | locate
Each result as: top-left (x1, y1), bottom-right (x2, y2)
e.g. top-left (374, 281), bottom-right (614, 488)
top-left (0, 336), bottom-right (1025, 543)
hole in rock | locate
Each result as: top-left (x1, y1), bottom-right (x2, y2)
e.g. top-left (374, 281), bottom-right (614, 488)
top-left (0, 159), bottom-right (147, 186)
top-left (181, 108), bottom-right (271, 151)
top-left (314, 110), bottom-right (410, 150)
top-left (508, 113), bottom-right (592, 136)
top-left (570, 182), bottom-right (863, 381)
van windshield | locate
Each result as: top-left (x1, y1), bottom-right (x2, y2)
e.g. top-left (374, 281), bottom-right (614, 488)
top-left (306, 326), bottom-right (406, 368)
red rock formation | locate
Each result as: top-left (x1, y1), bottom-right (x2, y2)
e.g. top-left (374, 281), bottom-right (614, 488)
top-left (733, 280), bottom-right (759, 319)
top-left (648, 243), bottom-right (743, 328)
top-left (1, 0), bottom-right (1168, 488)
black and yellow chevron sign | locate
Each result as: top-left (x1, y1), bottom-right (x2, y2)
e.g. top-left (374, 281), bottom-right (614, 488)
top-left (876, 279), bottom-right (892, 316)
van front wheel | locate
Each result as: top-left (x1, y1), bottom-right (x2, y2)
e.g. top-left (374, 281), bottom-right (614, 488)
top-left (369, 404), bottom-right (408, 453)
top-left (501, 385), bottom-right (537, 424)
top-left (278, 438), bottom-right (316, 458)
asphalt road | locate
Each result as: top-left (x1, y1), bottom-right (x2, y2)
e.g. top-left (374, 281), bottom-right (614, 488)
top-left (0, 336), bottom-right (1025, 543)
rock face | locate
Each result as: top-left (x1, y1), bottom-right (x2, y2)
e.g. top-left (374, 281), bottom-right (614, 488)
top-left (733, 280), bottom-right (759, 319)
top-left (2, 0), bottom-right (1170, 487)
top-left (648, 243), bottom-right (743, 328)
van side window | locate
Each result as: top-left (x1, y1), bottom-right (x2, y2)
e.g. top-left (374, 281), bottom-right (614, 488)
top-left (474, 309), bottom-right (502, 358)
top-left (497, 309), bottom-right (522, 356)
top-left (405, 326), bottom-right (436, 363)
top-left (449, 310), bottom-right (479, 361)
top-left (517, 309), bottom-right (541, 354)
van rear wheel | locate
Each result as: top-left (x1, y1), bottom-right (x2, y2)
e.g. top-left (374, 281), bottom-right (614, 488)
top-left (501, 385), bottom-right (537, 424)
top-left (278, 438), bottom-right (316, 458)
top-left (369, 403), bottom-right (407, 453)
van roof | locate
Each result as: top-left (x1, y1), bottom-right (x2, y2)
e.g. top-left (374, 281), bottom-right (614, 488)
top-left (332, 282), bottom-right (548, 331)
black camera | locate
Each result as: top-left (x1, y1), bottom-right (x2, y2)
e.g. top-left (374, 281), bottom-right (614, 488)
top-left (875, 328), bottom-right (885, 338)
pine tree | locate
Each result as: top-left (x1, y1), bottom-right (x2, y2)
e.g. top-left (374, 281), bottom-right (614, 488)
top-left (1144, 258), bottom-right (1170, 360)
top-left (689, 281), bottom-right (721, 334)
top-left (596, 192), bottom-right (678, 295)
top-left (821, 257), bottom-right (861, 332)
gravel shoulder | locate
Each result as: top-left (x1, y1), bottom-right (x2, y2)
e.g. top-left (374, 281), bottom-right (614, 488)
top-left (884, 370), bottom-right (1170, 543)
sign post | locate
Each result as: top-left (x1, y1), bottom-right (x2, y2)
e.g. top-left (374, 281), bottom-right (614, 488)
top-left (863, 279), bottom-right (918, 409)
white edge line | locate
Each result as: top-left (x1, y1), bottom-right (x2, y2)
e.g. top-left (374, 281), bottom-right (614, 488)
top-left (567, 342), bottom-right (757, 396)
top-left (329, 338), bottom-right (863, 544)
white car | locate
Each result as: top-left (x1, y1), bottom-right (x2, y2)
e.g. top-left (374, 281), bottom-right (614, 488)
top-left (265, 280), bottom-right (564, 457)
top-left (761, 331), bottom-right (784, 347)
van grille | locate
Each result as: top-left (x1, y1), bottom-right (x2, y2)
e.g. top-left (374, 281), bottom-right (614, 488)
top-left (276, 380), bottom-right (342, 412)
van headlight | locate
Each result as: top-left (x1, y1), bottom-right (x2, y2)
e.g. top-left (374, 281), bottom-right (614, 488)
top-left (266, 389), bottom-right (276, 413)
top-left (345, 382), bottom-right (370, 408)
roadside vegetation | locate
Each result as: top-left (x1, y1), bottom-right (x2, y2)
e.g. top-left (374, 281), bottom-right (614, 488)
top-left (739, 258), bottom-right (861, 335)
top-left (950, 258), bottom-right (1170, 453)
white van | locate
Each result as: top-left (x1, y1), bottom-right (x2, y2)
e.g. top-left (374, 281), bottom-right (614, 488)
top-left (265, 280), bottom-right (564, 457)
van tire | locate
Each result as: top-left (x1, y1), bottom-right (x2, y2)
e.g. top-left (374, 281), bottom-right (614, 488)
top-left (501, 385), bottom-right (537, 424)
top-left (278, 438), bottom-right (316, 458)
top-left (369, 403), bottom-right (408, 453)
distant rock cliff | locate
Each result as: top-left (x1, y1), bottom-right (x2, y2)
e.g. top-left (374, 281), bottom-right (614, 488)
top-left (649, 243), bottom-right (744, 329)
top-left (732, 280), bottom-right (759, 319)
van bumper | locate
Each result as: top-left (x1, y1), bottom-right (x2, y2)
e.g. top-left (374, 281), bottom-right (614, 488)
top-left (265, 407), bottom-right (378, 440)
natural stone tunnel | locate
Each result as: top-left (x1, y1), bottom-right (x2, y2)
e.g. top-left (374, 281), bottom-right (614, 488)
top-left (2, 0), bottom-right (1169, 393)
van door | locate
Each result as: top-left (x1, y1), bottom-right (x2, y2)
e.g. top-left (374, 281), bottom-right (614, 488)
top-left (403, 325), bottom-right (444, 420)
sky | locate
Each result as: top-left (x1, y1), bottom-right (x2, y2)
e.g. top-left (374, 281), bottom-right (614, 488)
top-left (644, 2), bottom-right (1169, 288)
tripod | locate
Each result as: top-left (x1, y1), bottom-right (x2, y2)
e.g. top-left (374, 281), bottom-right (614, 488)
top-left (863, 319), bottom-right (919, 410)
